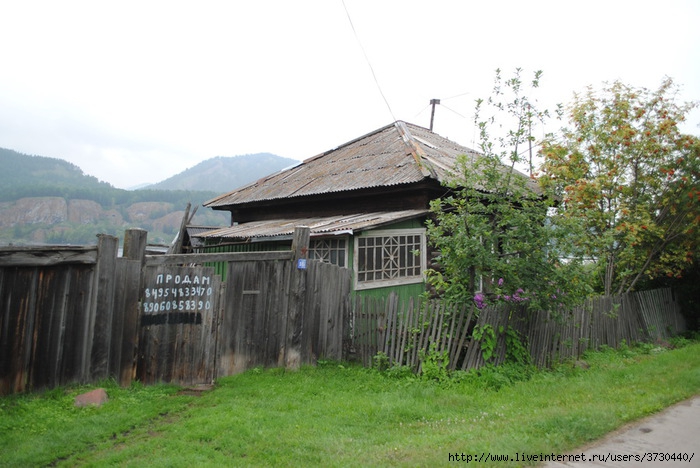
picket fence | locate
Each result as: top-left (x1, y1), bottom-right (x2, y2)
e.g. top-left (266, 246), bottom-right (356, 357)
top-left (349, 287), bottom-right (686, 370)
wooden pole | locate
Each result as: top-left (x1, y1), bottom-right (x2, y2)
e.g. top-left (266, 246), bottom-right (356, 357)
top-left (285, 226), bottom-right (310, 370)
top-left (89, 234), bottom-right (119, 381)
top-left (429, 98), bottom-right (440, 131)
top-left (169, 203), bottom-right (191, 255)
top-left (123, 228), bottom-right (148, 261)
top-left (117, 229), bottom-right (148, 386)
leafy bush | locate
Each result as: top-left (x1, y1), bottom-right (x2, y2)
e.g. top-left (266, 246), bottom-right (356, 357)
top-left (418, 342), bottom-right (450, 383)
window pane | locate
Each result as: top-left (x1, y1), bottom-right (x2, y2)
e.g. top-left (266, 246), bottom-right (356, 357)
top-left (356, 231), bottom-right (423, 284)
top-left (309, 238), bottom-right (346, 267)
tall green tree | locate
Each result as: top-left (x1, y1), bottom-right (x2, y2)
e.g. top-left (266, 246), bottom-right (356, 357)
top-left (426, 69), bottom-right (590, 312)
top-left (540, 78), bottom-right (700, 295)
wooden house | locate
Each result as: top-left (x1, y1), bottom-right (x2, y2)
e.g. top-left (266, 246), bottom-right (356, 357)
top-left (193, 121), bottom-right (508, 300)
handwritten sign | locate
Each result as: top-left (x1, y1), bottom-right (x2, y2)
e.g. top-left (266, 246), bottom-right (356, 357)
top-left (141, 266), bottom-right (216, 326)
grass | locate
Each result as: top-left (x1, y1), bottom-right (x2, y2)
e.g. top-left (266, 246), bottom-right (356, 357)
top-left (1, 340), bottom-right (699, 467)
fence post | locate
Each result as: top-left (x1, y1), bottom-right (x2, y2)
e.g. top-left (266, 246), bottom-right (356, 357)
top-left (117, 229), bottom-right (148, 386)
top-left (89, 234), bottom-right (119, 381)
top-left (285, 226), bottom-right (310, 370)
top-left (123, 228), bottom-right (148, 261)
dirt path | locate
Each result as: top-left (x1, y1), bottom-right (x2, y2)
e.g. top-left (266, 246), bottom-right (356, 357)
top-left (542, 395), bottom-right (700, 467)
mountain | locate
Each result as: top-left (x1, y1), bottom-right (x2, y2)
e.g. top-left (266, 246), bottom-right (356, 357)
top-left (0, 147), bottom-right (115, 198)
top-left (0, 148), bottom-right (296, 246)
top-left (145, 153), bottom-right (299, 192)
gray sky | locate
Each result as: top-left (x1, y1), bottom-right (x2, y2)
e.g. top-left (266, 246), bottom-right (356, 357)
top-left (1, 0), bottom-right (698, 189)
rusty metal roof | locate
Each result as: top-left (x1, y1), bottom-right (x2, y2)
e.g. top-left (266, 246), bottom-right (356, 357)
top-left (204, 121), bottom-right (481, 208)
top-left (192, 209), bottom-right (430, 242)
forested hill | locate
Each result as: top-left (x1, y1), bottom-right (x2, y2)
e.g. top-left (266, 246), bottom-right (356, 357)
top-left (1, 147), bottom-right (114, 196)
top-left (0, 148), bottom-right (295, 246)
top-left (146, 153), bottom-right (299, 192)
top-left (0, 147), bottom-right (217, 207)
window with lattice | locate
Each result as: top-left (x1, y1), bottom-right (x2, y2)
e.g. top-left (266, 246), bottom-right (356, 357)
top-left (355, 229), bottom-right (425, 288)
top-left (309, 238), bottom-right (347, 267)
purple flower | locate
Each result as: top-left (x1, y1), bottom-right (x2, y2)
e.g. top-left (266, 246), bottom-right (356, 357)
top-left (474, 293), bottom-right (486, 310)
top-left (498, 278), bottom-right (504, 287)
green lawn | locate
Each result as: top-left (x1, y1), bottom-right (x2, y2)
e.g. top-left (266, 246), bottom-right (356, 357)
top-left (2, 340), bottom-right (699, 467)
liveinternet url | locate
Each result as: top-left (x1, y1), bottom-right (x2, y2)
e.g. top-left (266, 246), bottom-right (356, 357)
top-left (448, 451), bottom-right (695, 463)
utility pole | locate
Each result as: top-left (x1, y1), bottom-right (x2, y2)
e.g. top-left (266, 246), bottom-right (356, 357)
top-left (429, 98), bottom-right (440, 131)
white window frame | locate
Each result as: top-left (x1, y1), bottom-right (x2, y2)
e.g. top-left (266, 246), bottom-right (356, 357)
top-left (353, 228), bottom-right (426, 290)
top-left (309, 236), bottom-right (348, 268)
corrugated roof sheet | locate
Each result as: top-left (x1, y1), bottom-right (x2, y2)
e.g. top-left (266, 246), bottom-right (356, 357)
top-left (204, 120), bottom-right (540, 209)
top-left (192, 209), bottom-right (430, 241)
top-left (186, 225), bottom-right (224, 237)
top-left (204, 121), bottom-right (482, 208)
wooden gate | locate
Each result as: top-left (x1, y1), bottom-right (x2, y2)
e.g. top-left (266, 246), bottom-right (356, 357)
top-left (217, 257), bottom-right (352, 376)
top-left (136, 226), bottom-right (351, 386)
top-left (135, 264), bottom-right (223, 386)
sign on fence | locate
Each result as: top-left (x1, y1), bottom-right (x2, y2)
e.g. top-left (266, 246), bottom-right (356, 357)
top-left (136, 264), bottom-right (222, 386)
top-left (141, 267), bottom-right (216, 325)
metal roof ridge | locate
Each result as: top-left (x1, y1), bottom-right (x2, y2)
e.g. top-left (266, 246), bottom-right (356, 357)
top-left (395, 121), bottom-right (438, 179)
top-left (301, 121), bottom-right (401, 164)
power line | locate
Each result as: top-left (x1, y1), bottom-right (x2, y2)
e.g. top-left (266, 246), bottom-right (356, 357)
top-left (413, 104), bottom-right (431, 119)
top-left (341, 0), bottom-right (396, 122)
top-left (441, 103), bottom-right (468, 120)
top-left (442, 91), bottom-right (471, 101)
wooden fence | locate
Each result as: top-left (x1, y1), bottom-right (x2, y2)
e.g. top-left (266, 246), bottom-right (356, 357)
top-left (0, 227), bottom-right (351, 395)
top-left (1, 225), bottom-right (687, 396)
top-left (0, 235), bottom-right (139, 395)
top-left (349, 287), bottom-right (687, 371)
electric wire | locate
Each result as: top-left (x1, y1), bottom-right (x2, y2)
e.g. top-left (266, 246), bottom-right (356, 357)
top-left (442, 91), bottom-right (471, 101)
top-left (341, 0), bottom-right (396, 122)
top-left (440, 104), bottom-right (468, 120)
top-left (413, 104), bottom-right (431, 119)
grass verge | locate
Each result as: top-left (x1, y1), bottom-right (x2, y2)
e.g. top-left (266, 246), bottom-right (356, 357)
top-left (1, 340), bottom-right (699, 467)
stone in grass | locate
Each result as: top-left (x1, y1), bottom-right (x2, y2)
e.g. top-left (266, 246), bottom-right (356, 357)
top-left (574, 360), bottom-right (590, 370)
top-left (74, 388), bottom-right (109, 408)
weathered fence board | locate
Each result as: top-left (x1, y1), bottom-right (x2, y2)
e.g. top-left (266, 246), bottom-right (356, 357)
top-left (350, 287), bottom-right (687, 372)
top-left (0, 264), bottom-right (96, 394)
top-left (218, 259), bottom-right (289, 375)
top-left (114, 258), bottom-right (142, 385)
top-left (89, 235), bottom-right (119, 381)
top-left (0, 246), bottom-right (98, 266)
top-left (303, 260), bottom-right (352, 362)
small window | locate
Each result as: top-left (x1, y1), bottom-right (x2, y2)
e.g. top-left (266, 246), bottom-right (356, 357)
top-left (355, 229), bottom-right (426, 289)
top-left (309, 237), bottom-right (347, 267)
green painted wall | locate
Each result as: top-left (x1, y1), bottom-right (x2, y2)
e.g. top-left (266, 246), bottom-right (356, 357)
top-left (352, 282), bottom-right (426, 306)
top-left (196, 216), bottom-right (428, 301)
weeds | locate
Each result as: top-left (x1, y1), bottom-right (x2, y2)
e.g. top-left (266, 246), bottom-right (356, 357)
top-left (418, 342), bottom-right (450, 383)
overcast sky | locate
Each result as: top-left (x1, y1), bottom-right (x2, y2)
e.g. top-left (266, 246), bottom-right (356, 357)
top-left (1, 0), bottom-right (698, 189)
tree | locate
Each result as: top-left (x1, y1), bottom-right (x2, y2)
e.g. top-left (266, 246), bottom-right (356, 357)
top-left (540, 78), bottom-right (700, 295)
top-left (426, 69), bottom-right (590, 312)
